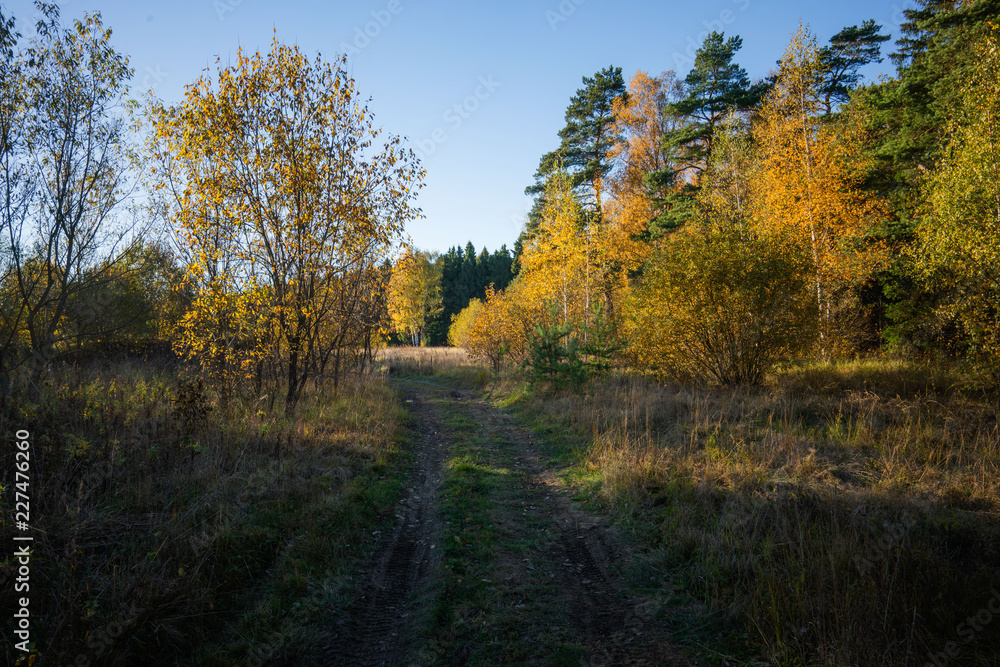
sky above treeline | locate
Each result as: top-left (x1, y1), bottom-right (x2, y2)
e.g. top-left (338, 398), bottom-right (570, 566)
top-left (3, 0), bottom-right (914, 254)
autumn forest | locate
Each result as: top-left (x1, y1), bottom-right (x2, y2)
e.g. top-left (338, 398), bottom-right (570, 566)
top-left (2, 0), bottom-right (1000, 665)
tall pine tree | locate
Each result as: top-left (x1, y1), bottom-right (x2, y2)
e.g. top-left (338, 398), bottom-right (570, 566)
top-left (646, 32), bottom-right (765, 236)
top-left (524, 66), bottom-right (628, 233)
top-left (818, 20), bottom-right (890, 116)
top-left (667, 32), bottom-right (765, 173)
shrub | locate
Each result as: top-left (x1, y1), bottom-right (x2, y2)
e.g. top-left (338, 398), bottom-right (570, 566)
top-left (447, 298), bottom-right (483, 348)
top-left (622, 223), bottom-right (816, 384)
top-left (466, 283), bottom-right (540, 373)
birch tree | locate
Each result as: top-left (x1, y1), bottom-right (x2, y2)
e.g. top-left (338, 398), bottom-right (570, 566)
top-left (150, 39), bottom-right (423, 413)
top-left (752, 25), bottom-right (884, 354)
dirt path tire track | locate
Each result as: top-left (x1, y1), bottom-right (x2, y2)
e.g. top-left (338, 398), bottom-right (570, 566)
top-left (458, 390), bottom-right (692, 666)
top-left (320, 388), bottom-right (446, 666)
top-left (319, 378), bottom-right (689, 665)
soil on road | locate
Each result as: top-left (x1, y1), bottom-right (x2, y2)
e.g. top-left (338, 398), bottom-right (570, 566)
top-left (321, 379), bottom-right (690, 666)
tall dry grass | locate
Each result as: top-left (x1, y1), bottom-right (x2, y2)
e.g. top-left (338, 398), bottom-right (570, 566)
top-left (1, 357), bottom-right (406, 665)
top-left (531, 360), bottom-right (1000, 664)
top-left (424, 350), bottom-right (1000, 665)
top-left (378, 346), bottom-right (487, 388)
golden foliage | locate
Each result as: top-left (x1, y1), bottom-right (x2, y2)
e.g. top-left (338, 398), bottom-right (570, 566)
top-left (621, 224), bottom-right (816, 384)
top-left (387, 247), bottom-right (442, 346)
top-left (467, 285), bottom-right (521, 372)
top-left (467, 280), bottom-right (545, 371)
top-left (518, 167), bottom-right (591, 328)
top-left (447, 298), bottom-right (482, 348)
top-left (471, 165), bottom-right (623, 372)
top-left (750, 25), bottom-right (886, 351)
top-left (149, 38), bottom-right (422, 407)
top-left (603, 71), bottom-right (686, 304)
top-left (609, 71), bottom-right (683, 195)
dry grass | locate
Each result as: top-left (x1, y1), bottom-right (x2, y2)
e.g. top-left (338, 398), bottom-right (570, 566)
top-left (16, 347), bottom-right (996, 665)
top-left (413, 350), bottom-right (1000, 665)
top-left (377, 346), bottom-right (487, 388)
top-left (552, 365), bottom-right (998, 664)
top-left (0, 358), bottom-right (407, 665)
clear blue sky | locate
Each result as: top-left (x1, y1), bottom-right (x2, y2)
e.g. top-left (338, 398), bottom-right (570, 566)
top-left (4, 0), bottom-right (914, 254)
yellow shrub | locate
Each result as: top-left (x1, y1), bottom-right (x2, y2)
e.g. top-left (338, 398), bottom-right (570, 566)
top-left (622, 224), bottom-right (816, 384)
top-left (447, 298), bottom-right (482, 348)
top-left (466, 283), bottom-right (542, 372)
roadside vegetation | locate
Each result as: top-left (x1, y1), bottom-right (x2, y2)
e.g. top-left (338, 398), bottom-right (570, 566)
top-left (2, 355), bottom-right (408, 665)
top-left (389, 347), bottom-right (1000, 665)
top-left (2, 0), bottom-right (999, 665)
top-left (0, 6), bottom-right (417, 664)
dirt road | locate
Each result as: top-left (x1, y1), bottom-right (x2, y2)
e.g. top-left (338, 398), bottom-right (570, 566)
top-left (320, 387), bottom-right (448, 665)
top-left (321, 379), bottom-right (690, 665)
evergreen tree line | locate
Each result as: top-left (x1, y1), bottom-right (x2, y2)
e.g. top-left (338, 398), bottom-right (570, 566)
top-left (429, 242), bottom-right (516, 345)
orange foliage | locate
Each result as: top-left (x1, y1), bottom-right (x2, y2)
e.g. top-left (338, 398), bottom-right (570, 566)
top-left (751, 25), bottom-right (886, 350)
top-left (603, 71), bottom-right (686, 303)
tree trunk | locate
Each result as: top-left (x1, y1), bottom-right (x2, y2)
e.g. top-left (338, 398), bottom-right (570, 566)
top-left (333, 347), bottom-right (342, 395)
top-left (286, 343), bottom-right (300, 417)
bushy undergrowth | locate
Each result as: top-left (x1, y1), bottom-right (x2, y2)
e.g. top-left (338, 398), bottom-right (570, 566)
top-left (0, 357), bottom-right (407, 665)
top-left (622, 225), bottom-right (817, 385)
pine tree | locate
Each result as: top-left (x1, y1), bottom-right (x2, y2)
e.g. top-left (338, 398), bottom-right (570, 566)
top-left (475, 247), bottom-right (491, 299)
top-left (525, 65), bottom-right (628, 232)
top-left (646, 32), bottom-right (766, 236)
top-left (488, 245), bottom-right (514, 292)
top-left (886, 0), bottom-right (992, 186)
top-left (847, 0), bottom-right (997, 352)
top-left (459, 241), bottom-right (478, 305)
top-left (818, 19), bottom-right (890, 116)
top-left (666, 32), bottom-right (765, 173)
top-left (439, 246), bottom-right (463, 319)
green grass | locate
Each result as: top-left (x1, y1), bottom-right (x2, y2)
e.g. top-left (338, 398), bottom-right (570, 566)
top-left (401, 379), bottom-right (591, 665)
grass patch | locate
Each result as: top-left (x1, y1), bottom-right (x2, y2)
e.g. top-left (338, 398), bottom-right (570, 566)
top-left (401, 350), bottom-right (1000, 666)
top-left (0, 358), bottom-right (409, 666)
top-left (406, 380), bottom-right (588, 665)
